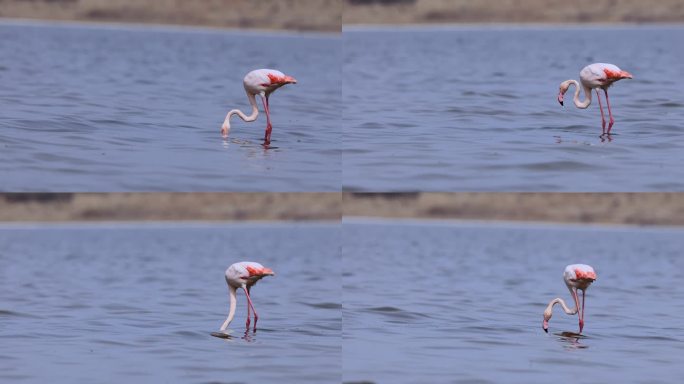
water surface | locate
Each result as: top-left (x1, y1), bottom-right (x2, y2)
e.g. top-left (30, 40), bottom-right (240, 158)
top-left (343, 219), bottom-right (684, 383)
top-left (0, 22), bottom-right (340, 191)
top-left (0, 222), bottom-right (340, 383)
top-left (343, 26), bottom-right (684, 191)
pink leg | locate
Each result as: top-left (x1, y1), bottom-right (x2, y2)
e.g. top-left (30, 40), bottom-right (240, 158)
top-left (261, 94), bottom-right (273, 145)
top-left (604, 88), bottom-right (615, 134)
top-left (580, 289), bottom-right (586, 333)
top-left (243, 286), bottom-right (259, 331)
top-left (245, 287), bottom-right (251, 329)
top-left (571, 288), bottom-right (582, 333)
top-left (595, 89), bottom-right (607, 135)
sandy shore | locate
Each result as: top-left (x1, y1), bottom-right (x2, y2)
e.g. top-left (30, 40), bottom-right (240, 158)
top-left (343, 193), bottom-right (684, 226)
top-left (2, 193), bottom-right (683, 226)
top-left (0, 193), bottom-right (341, 222)
top-left (0, 0), bottom-right (341, 32)
top-left (344, 0), bottom-right (684, 25)
top-left (2, 0), bottom-right (681, 32)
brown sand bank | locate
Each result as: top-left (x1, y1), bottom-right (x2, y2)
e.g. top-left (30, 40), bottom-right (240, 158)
top-left (2, 193), bottom-right (684, 226)
top-left (0, 193), bottom-right (341, 222)
top-left (344, 0), bottom-right (684, 25)
top-left (0, 0), bottom-right (341, 32)
top-left (344, 193), bottom-right (684, 226)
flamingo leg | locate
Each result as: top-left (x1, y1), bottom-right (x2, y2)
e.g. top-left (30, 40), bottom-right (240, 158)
top-left (604, 88), bottom-right (615, 134)
top-left (243, 286), bottom-right (259, 331)
top-left (261, 94), bottom-right (273, 145)
top-left (595, 89), bottom-right (607, 135)
top-left (580, 289), bottom-right (586, 333)
top-left (245, 287), bottom-right (251, 329)
top-left (571, 288), bottom-right (582, 333)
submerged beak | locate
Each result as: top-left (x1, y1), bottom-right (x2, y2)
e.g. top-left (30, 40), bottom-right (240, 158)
top-left (620, 70), bottom-right (633, 79)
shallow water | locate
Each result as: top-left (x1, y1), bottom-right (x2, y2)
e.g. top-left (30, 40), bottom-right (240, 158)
top-left (0, 22), bottom-right (340, 191)
top-left (343, 26), bottom-right (684, 191)
top-left (0, 223), bottom-right (340, 383)
top-left (343, 219), bottom-right (684, 383)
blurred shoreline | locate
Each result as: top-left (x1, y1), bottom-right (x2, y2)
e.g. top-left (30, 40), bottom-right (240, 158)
top-left (0, 193), bottom-right (342, 222)
top-left (343, 0), bottom-right (684, 25)
top-left (2, 193), bottom-right (683, 226)
top-left (0, 17), bottom-right (336, 36)
top-left (2, 0), bottom-right (682, 32)
top-left (0, 0), bottom-right (341, 32)
top-left (343, 193), bottom-right (684, 226)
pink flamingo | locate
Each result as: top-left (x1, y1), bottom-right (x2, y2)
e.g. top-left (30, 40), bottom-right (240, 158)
top-left (221, 69), bottom-right (297, 145)
top-left (558, 63), bottom-right (632, 135)
top-left (219, 261), bottom-right (275, 332)
top-left (543, 264), bottom-right (597, 334)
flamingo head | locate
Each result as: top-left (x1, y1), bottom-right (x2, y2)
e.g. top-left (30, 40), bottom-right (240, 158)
top-left (542, 307), bottom-right (553, 333)
top-left (557, 80), bottom-right (573, 106)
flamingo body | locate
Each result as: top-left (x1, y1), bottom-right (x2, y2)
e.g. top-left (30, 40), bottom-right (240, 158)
top-left (220, 261), bottom-right (275, 332)
top-left (221, 69), bottom-right (297, 144)
top-left (542, 264), bottom-right (596, 334)
top-left (558, 63), bottom-right (632, 136)
top-left (579, 63), bottom-right (631, 90)
top-left (243, 69), bottom-right (296, 96)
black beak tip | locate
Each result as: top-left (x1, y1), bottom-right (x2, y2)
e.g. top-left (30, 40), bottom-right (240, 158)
top-left (558, 100), bottom-right (563, 106)
top-left (543, 327), bottom-right (548, 333)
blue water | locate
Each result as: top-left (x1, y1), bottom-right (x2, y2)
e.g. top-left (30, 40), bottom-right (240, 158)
top-left (0, 22), bottom-right (341, 191)
top-left (343, 219), bottom-right (684, 383)
top-left (0, 222), bottom-right (341, 383)
top-left (343, 26), bottom-right (684, 191)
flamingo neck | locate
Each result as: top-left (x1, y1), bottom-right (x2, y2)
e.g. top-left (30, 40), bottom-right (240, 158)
top-left (222, 91), bottom-right (259, 133)
top-left (220, 285), bottom-right (238, 331)
top-left (567, 79), bottom-right (592, 109)
top-left (545, 296), bottom-right (578, 316)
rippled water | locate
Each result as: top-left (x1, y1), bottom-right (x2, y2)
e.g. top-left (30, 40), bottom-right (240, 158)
top-left (0, 223), bottom-right (340, 383)
top-left (344, 26), bottom-right (684, 191)
top-left (0, 22), bottom-right (340, 191)
top-left (343, 219), bottom-right (684, 383)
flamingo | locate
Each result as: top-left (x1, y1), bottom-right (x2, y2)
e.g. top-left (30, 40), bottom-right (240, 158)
top-left (221, 69), bottom-right (297, 145)
top-left (219, 261), bottom-right (275, 332)
top-left (542, 264), bottom-right (597, 334)
top-left (558, 63), bottom-right (632, 136)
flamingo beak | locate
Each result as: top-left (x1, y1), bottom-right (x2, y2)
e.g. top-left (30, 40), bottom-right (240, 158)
top-left (283, 75), bottom-right (297, 84)
top-left (620, 70), bottom-right (633, 79)
top-left (557, 93), bottom-right (564, 106)
top-left (543, 319), bottom-right (549, 333)
top-left (262, 267), bottom-right (275, 276)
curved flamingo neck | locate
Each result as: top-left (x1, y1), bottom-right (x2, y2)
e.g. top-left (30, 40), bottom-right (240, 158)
top-left (546, 296), bottom-right (578, 316)
top-left (222, 91), bottom-right (259, 132)
top-left (220, 285), bottom-right (238, 331)
top-left (545, 285), bottom-right (580, 319)
top-left (564, 79), bottom-right (592, 109)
